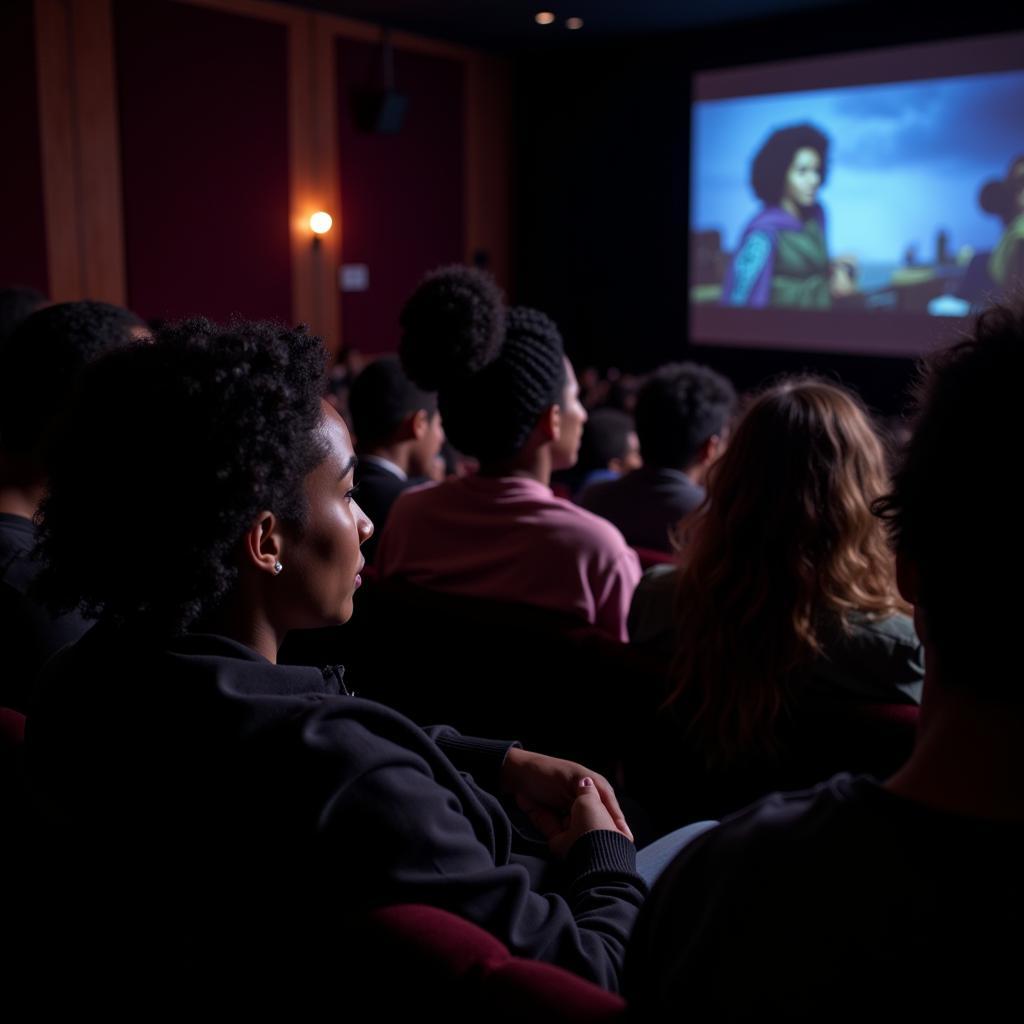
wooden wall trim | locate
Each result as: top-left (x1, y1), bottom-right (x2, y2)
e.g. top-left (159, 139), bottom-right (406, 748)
top-left (34, 0), bottom-right (126, 304)
top-left (289, 13), bottom-right (342, 353)
top-left (35, 0), bottom-right (81, 300)
top-left (312, 11), bottom-right (475, 62)
top-left (71, 0), bottom-right (125, 303)
top-left (174, 0), bottom-right (299, 26)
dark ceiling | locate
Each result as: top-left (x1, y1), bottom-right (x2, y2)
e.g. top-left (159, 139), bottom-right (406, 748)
top-left (286, 0), bottom-right (860, 51)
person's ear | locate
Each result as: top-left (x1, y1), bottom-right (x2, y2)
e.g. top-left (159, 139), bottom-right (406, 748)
top-left (539, 404), bottom-right (560, 443)
top-left (409, 408), bottom-right (430, 440)
top-left (700, 434), bottom-right (725, 466)
top-left (242, 511), bottom-right (285, 577)
top-left (392, 410), bottom-right (423, 443)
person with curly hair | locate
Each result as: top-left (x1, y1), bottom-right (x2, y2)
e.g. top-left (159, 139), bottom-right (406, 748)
top-left (721, 123), bottom-right (856, 308)
top-left (0, 300), bottom-right (145, 710)
top-left (626, 302), bottom-right (1024, 1023)
top-left (375, 265), bottom-right (641, 640)
top-left (24, 317), bottom-right (651, 998)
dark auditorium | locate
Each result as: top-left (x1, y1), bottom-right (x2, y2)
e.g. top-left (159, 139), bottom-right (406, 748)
top-left (2, 0), bottom-right (1022, 1018)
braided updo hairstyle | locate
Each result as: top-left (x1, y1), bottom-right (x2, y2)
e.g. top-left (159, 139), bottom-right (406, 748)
top-left (399, 265), bottom-right (566, 465)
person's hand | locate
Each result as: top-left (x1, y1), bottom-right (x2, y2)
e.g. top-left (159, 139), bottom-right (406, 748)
top-left (547, 777), bottom-right (622, 859)
top-left (500, 747), bottom-right (633, 847)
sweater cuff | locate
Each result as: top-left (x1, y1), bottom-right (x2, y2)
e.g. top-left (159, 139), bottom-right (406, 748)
top-left (434, 732), bottom-right (521, 791)
top-left (565, 828), bottom-right (642, 884)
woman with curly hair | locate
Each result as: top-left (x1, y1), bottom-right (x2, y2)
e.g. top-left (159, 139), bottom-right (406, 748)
top-left (375, 265), bottom-right (641, 640)
top-left (23, 318), bottom-right (649, 998)
top-left (662, 377), bottom-right (922, 770)
top-left (721, 123), bottom-right (856, 308)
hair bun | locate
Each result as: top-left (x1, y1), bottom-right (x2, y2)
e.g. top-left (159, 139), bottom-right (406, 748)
top-left (399, 265), bottom-right (505, 391)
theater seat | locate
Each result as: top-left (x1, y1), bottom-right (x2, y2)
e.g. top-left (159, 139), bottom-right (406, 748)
top-left (624, 700), bottom-right (921, 832)
top-left (351, 904), bottom-right (627, 1021)
top-left (279, 577), bottom-right (666, 773)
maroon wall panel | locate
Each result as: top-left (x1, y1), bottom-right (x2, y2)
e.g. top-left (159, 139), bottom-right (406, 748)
top-left (0, 1), bottom-right (49, 294)
top-left (115, 0), bottom-right (291, 323)
top-left (336, 40), bottom-right (465, 353)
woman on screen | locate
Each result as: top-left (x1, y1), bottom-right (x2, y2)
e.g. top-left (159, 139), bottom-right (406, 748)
top-left (721, 123), bottom-right (856, 309)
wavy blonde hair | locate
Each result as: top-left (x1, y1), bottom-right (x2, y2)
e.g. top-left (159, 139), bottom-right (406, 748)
top-left (667, 377), bottom-right (908, 767)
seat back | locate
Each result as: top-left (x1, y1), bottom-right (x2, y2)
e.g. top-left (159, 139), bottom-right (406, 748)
top-left (350, 904), bottom-right (627, 1022)
top-left (280, 577), bottom-right (664, 771)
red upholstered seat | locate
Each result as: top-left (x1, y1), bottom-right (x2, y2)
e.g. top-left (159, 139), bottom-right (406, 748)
top-left (356, 904), bottom-right (627, 1021)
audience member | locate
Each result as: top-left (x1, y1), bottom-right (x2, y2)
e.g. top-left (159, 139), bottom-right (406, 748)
top-left (25, 318), bottom-right (649, 997)
top-left (348, 355), bottom-right (444, 562)
top-left (567, 407), bottom-right (642, 499)
top-left (626, 305), bottom-right (1023, 1019)
top-left (0, 300), bottom-right (144, 710)
top-left (376, 266), bottom-right (641, 640)
top-left (626, 377), bottom-right (922, 825)
top-left (580, 363), bottom-right (735, 551)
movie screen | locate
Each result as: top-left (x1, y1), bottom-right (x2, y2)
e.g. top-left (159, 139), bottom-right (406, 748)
top-left (690, 34), bottom-right (1024, 355)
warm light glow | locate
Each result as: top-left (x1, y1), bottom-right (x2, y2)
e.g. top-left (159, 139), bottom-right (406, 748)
top-left (309, 211), bottom-right (333, 235)
top-left (566, 16), bottom-right (583, 29)
top-left (534, 11), bottom-right (555, 25)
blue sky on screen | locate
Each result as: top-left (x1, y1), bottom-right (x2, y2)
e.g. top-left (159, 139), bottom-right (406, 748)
top-left (692, 70), bottom-right (1024, 265)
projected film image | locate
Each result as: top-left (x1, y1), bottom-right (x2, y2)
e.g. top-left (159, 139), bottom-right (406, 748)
top-left (690, 62), bottom-right (1024, 352)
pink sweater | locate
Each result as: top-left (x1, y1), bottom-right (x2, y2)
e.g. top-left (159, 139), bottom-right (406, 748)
top-left (375, 475), bottom-right (641, 641)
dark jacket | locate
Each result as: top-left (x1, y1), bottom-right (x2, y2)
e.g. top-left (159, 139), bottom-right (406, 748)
top-left (0, 513), bottom-right (89, 711)
top-left (579, 467), bottom-right (704, 553)
top-left (26, 626), bottom-right (645, 991)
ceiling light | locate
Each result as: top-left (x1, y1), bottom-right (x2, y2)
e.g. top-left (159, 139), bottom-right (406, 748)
top-left (535, 12), bottom-right (556, 26)
top-left (566, 17), bottom-right (583, 30)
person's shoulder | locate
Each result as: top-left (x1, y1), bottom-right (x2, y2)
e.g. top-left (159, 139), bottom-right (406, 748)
top-left (689, 774), bottom-right (879, 860)
top-left (846, 610), bottom-right (920, 650)
top-left (544, 489), bottom-right (637, 557)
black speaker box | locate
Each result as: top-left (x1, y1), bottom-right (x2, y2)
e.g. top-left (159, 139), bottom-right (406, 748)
top-left (352, 89), bottom-right (408, 134)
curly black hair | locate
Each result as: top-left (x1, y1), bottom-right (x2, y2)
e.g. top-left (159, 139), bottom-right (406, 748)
top-left (35, 318), bottom-right (329, 634)
top-left (634, 362), bottom-right (736, 470)
top-left (399, 266), bottom-right (565, 464)
top-left (399, 264), bottom-right (505, 392)
top-left (876, 300), bottom-right (1023, 696)
top-left (751, 123), bottom-right (829, 206)
top-left (0, 300), bottom-right (145, 459)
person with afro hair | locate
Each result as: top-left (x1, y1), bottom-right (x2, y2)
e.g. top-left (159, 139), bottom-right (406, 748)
top-left (23, 317), bottom-right (651, 1001)
top-left (375, 265), bottom-right (641, 641)
top-left (721, 122), bottom-right (857, 309)
top-left (0, 299), bottom-right (145, 710)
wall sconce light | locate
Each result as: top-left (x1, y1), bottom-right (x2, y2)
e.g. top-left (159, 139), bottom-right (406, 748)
top-left (310, 211), bottom-right (333, 248)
